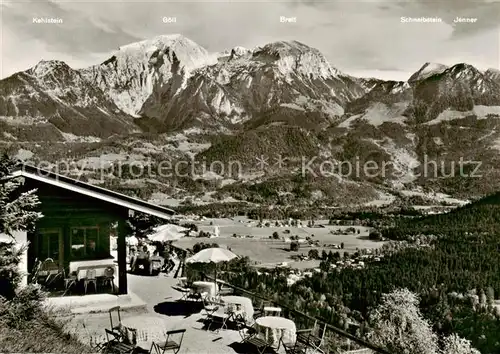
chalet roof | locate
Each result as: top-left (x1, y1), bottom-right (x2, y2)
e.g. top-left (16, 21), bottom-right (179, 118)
top-left (5, 164), bottom-right (175, 219)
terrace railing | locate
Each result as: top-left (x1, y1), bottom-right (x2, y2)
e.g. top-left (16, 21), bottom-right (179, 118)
top-left (202, 272), bottom-right (392, 354)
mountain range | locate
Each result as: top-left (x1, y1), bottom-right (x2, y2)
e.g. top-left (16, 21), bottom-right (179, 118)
top-left (1, 34), bottom-right (500, 204)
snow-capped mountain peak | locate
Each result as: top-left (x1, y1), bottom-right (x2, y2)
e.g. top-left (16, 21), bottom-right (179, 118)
top-left (230, 46), bottom-right (251, 59)
top-left (82, 34), bottom-right (219, 116)
top-left (116, 34), bottom-right (217, 73)
top-left (118, 33), bottom-right (184, 51)
top-left (448, 63), bottom-right (478, 73)
top-left (28, 60), bottom-right (71, 78)
top-left (408, 62), bottom-right (448, 82)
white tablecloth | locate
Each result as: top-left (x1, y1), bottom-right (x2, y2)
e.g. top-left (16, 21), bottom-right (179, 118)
top-left (221, 296), bottom-right (254, 323)
top-left (69, 259), bottom-right (116, 281)
top-left (192, 281), bottom-right (217, 297)
top-left (69, 259), bottom-right (115, 273)
top-left (255, 316), bottom-right (296, 347)
top-left (120, 315), bottom-right (169, 345)
top-left (177, 277), bottom-right (187, 287)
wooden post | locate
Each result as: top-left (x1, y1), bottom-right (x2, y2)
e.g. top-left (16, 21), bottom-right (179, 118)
top-left (58, 229), bottom-right (64, 271)
top-left (117, 218), bottom-right (128, 295)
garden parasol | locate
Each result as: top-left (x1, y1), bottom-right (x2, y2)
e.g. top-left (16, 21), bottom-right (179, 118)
top-left (148, 224), bottom-right (189, 242)
top-left (185, 247), bottom-right (238, 289)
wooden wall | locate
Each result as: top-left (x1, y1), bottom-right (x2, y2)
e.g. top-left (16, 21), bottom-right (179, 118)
top-left (25, 180), bottom-right (126, 271)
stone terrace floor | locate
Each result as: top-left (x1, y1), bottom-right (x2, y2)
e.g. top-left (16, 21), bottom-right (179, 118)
top-left (63, 274), bottom-right (272, 354)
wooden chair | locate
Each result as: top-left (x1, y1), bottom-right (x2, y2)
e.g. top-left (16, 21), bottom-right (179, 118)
top-left (207, 304), bottom-right (231, 333)
top-left (63, 270), bottom-right (78, 296)
top-left (102, 266), bottom-right (115, 292)
top-left (264, 306), bottom-right (282, 317)
top-left (217, 282), bottom-right (234, 296)
top-left (38, 258), bottom-right (58, 284)
top-left (202, 296), bottom-right (220, 320)
top-left (82, 320), bottom-right (106, 352)
top-left (242, 332), bottom-right (271, 354)
top-left (253, 300), bottom-right (271, 319)
top-left (171, 285), bottom-right (190, 301)
top-left (103, 328), bottom-right (134, 354)
top-left (296, 321), bottom-right (327, 354)
top-left (281, 337), bottom-right (307, 354)
top-left (237, 322), bottom-right (257, 341)
top-left (149, 329), bottom-right (186, 354)
top-left (84, 269), bottom-right (97, 294)
top-left (108, 306), bottom-right (122, 331)
top-left (40, 258), bottom-right (56, 272)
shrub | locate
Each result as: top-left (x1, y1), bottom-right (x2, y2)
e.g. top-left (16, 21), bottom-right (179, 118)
top-left (0, 283), bottom-right (45, 329)
top-left (0, 313), bottom-right (91, 353)
top-left (308, 249), bottom-right (320, 259)
top-left (369, 230), bottom-right (382, 240)
top-left (192, 242), bottom-right (219, 254)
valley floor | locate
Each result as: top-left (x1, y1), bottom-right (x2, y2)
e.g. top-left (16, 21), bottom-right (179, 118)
top-left (174, 217), bottom-right (384, 268)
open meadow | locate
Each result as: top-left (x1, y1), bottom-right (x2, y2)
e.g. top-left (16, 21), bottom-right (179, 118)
top-left (174, 217), bottom-right (385, 269)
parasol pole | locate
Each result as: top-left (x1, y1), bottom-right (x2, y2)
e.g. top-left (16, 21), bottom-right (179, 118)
top-left (214, 262), bottom-right (218, 297)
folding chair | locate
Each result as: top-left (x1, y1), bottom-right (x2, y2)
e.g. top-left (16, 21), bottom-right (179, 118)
top-left (108, 306), bottom-right (122, 331)
top-left (253, 300), bottom-right (271, 319)
top-left (149, 329), bottom-right (186, 354)
top-left (186, 290), bottom-right (203, 301)
top-left (82, 321), bottom-right (106, 352)
top-left (217, 282), bottom-right (234, 296)
top-left (296, 321), bottom-right (327, 354)
top-left (171, 285), bottom-right (190, 301)
top-left (281, 337), bottom-right (307, 354)
top-left (207, 305), bottom-right (231, 333)
top-left (237, 322), bottom-right (257, 341)
top-left (46, 266), bottom-right (65, 288)
top-left (63, 270), bottom-right (78, 296)
top-left (202, 297), bottom-right (221, 320)
top-left (103, 329), bottom-right (134, 354)
top-left (242, 333), bottom-right (271, 354)
top-left (38, 258), bottom-right (57, 284)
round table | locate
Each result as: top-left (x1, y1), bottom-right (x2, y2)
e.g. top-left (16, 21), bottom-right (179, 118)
top-left (120, 315), bottom-right (169, 346)
top-left (192, 281), bottom-right (217, 297)
top-left (255, 316), bottom-right (296, 348)
top-left (220, 295), bottom-right (254, 323)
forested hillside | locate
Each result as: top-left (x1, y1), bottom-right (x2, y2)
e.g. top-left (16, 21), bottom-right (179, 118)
top-left (382, 192), bottom-right (500, 239)
top-left (223, 193), bottom-right (500, 353)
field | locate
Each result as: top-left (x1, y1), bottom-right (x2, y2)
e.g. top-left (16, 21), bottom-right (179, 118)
top-left (174, 217), bottom-right (385, 269)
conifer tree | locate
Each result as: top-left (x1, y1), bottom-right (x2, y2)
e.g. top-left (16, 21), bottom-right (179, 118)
top-left (0, 155), bottom-right (42, 300)
top-left (0, 155), bottom-right (42, 237)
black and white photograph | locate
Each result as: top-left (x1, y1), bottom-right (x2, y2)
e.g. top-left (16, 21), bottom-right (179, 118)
top-left (0, 0), bottom-right (500, 353)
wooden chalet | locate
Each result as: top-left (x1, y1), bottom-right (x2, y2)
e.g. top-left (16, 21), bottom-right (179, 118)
top-left (3, 164), bottom-right (175, 294)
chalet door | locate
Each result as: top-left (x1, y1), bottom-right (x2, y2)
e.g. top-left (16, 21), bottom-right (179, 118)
top-left (37, 228), bottom-right (64, 269)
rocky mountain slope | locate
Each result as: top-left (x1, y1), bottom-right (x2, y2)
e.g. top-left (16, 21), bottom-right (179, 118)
top-left (81, 34), bottom-right (218, 118)
top-left (138, 40), bottom-right (366, 131)
top-left (0, 60), bottom-right (138, 139)
top-left (1, 34), bottom-right (500, 202)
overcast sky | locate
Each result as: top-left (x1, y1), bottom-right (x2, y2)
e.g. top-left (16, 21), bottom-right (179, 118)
top-left (1, 0), bottom-right (499, 81)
